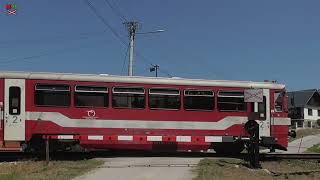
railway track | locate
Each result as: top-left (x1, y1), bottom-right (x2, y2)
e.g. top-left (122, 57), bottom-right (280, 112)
top-left (1, 151), bottom-right (320, 162)
top-left (261, 153), bottom-right (320, 160)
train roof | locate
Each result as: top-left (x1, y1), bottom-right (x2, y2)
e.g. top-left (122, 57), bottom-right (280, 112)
top-left (0, 71), bottom-right (285, 89)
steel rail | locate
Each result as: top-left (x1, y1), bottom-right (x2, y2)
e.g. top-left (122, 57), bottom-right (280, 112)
top-left (1, 151), bottom-right (320, 162)
top-left (261, 153), bottom-right (320, 160)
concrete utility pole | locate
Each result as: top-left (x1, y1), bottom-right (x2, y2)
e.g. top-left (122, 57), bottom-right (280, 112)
top-left (150, 64), bottom-right (160, 77)
top-left (124, 21), bottom-right (140, 76)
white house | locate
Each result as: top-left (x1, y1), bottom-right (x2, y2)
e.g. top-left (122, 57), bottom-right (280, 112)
top-left (288, 89), bottom-right (320, 128)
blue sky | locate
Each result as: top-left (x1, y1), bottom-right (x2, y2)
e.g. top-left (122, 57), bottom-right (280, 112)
top-left (0, 0), bottom-right (319, 90)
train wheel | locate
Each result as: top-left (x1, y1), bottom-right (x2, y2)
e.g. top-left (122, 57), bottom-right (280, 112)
top-left (212, 142), bottom-right (245, 154)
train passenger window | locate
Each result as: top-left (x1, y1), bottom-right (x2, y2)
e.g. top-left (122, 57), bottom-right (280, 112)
top-left (112, 87), bottom-right (145, 109)
top-left (218, 91), bottom-right (246, 112)
top-left (35, 84), bottom-right (70, 107)
top-left (274, 91), bottom-right (283, 112)
top-left (9, 87), bottom-right (21, 115)
top-left (184, 90), bottom-right (214, 111)
top-left (75, 86), bottom-right (108, 108)
top-left (149, 88), bottom-right (180, 110)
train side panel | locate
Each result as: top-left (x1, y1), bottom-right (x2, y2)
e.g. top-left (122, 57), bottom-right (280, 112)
top-left (22, 79), bottom-right (290, 152)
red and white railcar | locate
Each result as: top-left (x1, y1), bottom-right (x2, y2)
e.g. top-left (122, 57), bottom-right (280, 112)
top-left (0, 71), bottom-right (291, 153)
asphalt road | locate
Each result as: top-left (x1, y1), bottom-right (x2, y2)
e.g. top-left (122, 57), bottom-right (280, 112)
top-left (260, 134), bottom-right (320, 153)
top-left (76, 134), bottom-right (320, 179)
top-left (285, 134), bottom-right (320, 153)
top-left (76, 157), bottom-right (203, 180)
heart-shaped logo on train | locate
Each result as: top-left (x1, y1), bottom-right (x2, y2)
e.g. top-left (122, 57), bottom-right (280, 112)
top-left (87, 110), bottom-right (96, 117)
top-left (83, 110), bottom-right (98, 119)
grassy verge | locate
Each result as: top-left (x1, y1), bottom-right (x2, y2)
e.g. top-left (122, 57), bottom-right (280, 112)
top-left (0, 159), bottom-right (104, 180)
top-left (193, 158), bottom-right (320, 180)
top-left (289, 128), bottom-right (320, 142)
top-left (306, 144), bottom-right (320, 153)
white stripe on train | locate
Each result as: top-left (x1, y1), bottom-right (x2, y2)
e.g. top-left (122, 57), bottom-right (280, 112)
top-left (118, 135), bottom-right (133, 141)
top-left (88, 135), bottom-right (103, 140)
top-left (147, 136), bottom-right (162, 142)
top-left (57, 135), bottom-right (74, 140)
top-left (57, 135), bottom-right (225, 142)
top-left (26, 112), bottom-right (290, 130)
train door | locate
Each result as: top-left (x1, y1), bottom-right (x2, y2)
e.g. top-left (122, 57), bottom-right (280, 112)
top-left (4, 79), bottom-right (25, 141)
top-left (253, 89), bottom-right (270, 137)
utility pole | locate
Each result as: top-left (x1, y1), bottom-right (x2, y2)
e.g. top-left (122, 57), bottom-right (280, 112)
top-left (150, 64), bottom-right (160, 77)
top-left (124, 21), bottom-right (140, 76)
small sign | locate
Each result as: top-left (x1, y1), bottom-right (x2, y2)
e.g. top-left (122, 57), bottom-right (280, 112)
top-left (6, 3), bottom-right (17, 15)
top-left (244, 89), bottom-right (263, 102)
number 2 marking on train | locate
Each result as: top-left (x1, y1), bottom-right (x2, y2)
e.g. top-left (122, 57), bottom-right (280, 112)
top-left (260, 122), bottom-right (264, 128)
top-left (12, 116), bottom-right (18, 123)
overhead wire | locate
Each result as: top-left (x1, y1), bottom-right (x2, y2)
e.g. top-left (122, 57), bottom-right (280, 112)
top-left (0, 26), bottom-right (110, 64)
top-left (109, 0), bottom-right (139, 21)
top-left (0, 30), bottom-right (107, 47)
top-left (83, 0), bottom-right (127, 46)
top-left (85, 0), bottom-right (174, 77)
top-left (85, 0), bottom-right (130, 75)
top-left (135, 50), bottom-right (173, 77)
top-left (103, 0), bottom-right (128, 22)
top-left (121, 43), bottom-right (130, 75)
top-left (0, 1), bottom-right (127, 66)
top-left (0, 42), bottom-right (101, 65)
top-left (0, 0), bottom-right (173, 78)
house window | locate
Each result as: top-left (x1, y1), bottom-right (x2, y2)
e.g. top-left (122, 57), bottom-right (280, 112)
top-left (318, 110), bottom-right (320, 117)
top-left (274, 91), bottom-right (283, 112)
top-left (218, 91), bottom-right (246, 112)
top-left (112, 87), bottom-right (145, 109)
top-left (184, 90), bottom-right (214, 111)
top-left (308, 108), bottom-right (313, 116)
top-left (35, 84), bottom-right (70, 107)
top-left (149, 88), bottom-right (180, 110)
top-left (75, 86), bottom-right (108, 108)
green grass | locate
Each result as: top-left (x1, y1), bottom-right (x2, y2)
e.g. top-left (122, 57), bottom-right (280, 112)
top-left (306, 144), bottom-right (320, 153)
top-left (193, 158), bottom-right (269, 180)
top-left (0, 159), bottom-right (104, 180)
top-left (193, 158), bottom-right (320, 180)
top-left (289, 129), bottom-right (320, 142)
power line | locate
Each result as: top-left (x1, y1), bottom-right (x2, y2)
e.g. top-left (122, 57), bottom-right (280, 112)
top-left (103, 0), bottom-right (173, 77)
top-left (83, 0), bottom-right (127, 46)
top-left (0, 30), bottom-right (108, 49)
top-left (121, 43), bottom-right (130, 75)
top-left (0, 43), bottom-right (100, 65)
top-left (0, 30), bottom-right (106, 45)
top-left (110, 0), bottom-right (139, 21)
top-left (135, 50), bottom-right (173, 77)
top-left (158, 67), bottom-right (173, 78)
top-left (103, 0), bottom-right (128, 21)
top-left (84, 0), bottom-right (174, 77)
